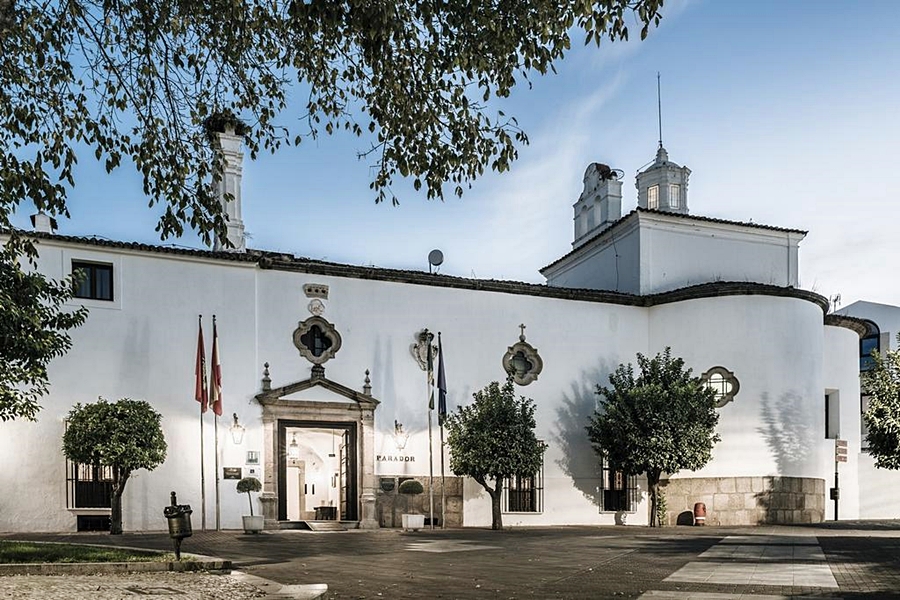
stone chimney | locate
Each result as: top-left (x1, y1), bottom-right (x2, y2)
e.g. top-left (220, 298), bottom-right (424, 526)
top-left (212, 124), bottom-right (246, 252)
top-left (572, 163), bottom-right (623, 249)
top-left (30, 211), bottom-right (58, 234)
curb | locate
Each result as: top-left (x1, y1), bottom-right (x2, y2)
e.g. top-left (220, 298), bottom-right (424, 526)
top-left (0, 554), bottom-right (231, 576)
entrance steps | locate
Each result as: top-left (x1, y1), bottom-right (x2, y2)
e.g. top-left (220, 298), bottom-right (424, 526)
top-left (279, 520), bottom-right (356, 531)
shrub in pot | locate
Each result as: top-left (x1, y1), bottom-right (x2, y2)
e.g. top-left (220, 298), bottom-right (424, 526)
top-left (236, 476), bottom-right (264, 533)
top-left (398, 478), bottom-right (425, 531)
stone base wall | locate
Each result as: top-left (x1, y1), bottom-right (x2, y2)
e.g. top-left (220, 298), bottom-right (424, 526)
top-left (375, 476), bottom-right (464, 528)
top-left (662, 476), bottom-right (825, 526)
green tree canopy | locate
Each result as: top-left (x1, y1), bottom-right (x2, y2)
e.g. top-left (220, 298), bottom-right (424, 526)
top-left (62, 398), bottom-right (167, 534)
top-left (862, 338), bottom-right (900, 470)
top-left (0, 240), bottom-right (86, 421)
top-left (587, 348), bottom-right (720, 527)
top-left (1, 0), bottom-right (664, 241)
top-left (445, 378), bottom-right (546, 530)
top-left (1, 0), bottom-right (664, 418)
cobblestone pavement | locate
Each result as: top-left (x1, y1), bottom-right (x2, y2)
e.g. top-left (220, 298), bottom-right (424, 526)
top-left (0, 571), bottom-right (265, 599)
top-left (3, 521), bottom-right (900, 599)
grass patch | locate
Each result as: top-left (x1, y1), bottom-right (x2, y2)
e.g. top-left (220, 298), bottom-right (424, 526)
top-left (0, 541), bottom-right (173, 564)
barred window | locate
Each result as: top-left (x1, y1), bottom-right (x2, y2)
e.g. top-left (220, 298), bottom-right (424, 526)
top-left (66, 461), bottom-right (113, 509)
top-left (599, 459), bottom-right (637, 512)
top-left (502, 455), bottom-right (544, 513)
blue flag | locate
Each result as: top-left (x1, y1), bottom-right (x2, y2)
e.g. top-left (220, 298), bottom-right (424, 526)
top-left (437, 333), bottom-right (447, 425)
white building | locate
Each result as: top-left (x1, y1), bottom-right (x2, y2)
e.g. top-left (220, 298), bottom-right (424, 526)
top-left (0, 134), bottom-right (888, 533)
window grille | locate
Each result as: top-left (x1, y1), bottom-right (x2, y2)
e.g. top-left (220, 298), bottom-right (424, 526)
top-left (502, 455), bottom-right (544, 513)
top-left (66, 460), bottom-right (113, 509)
top-left (647, 185), bottom-right (659, 210)
top-left (599, 458), bottom-right (637, 512)
top-left (669, 184), bottom-right (681, 209)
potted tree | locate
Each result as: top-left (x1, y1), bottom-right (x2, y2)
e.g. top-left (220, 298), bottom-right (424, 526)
top-left (236, 476), bottom-right (264, 533)
top-left (398, 479), bottom-right (425, 531)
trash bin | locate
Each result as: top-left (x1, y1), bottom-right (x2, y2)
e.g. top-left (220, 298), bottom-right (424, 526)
top-left (163, 491), bottom-right (193, 560)
top-left (693, 502), bottom-right (706, 526)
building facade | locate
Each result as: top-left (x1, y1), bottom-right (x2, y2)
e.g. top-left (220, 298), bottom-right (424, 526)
top-left (0, 138), bottom-right (886, 532)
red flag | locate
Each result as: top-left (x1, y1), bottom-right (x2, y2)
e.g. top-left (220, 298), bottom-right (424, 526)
top-left (194, 319), bottom-right (208, 413)
top-left (210, 318), bottom-right (223, 416)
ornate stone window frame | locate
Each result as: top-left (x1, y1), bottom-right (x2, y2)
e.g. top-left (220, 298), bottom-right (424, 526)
top-left (502, 325), bottom-right (543, 386)
top-left (293, 316), bottom-right (342, 365)
top-left (701, 366), bottom-right (740, 408)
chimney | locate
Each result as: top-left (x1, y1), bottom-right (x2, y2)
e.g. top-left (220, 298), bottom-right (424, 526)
top-left (572, 163), bottom-right (623, 249)
top-left (30, 211), bottom-right (58, 234)
top-left (212, 124), bottom-right (246, 252)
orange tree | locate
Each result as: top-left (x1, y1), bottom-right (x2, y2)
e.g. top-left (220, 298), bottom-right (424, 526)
top-left (62, 398), bottom-right (167, 534)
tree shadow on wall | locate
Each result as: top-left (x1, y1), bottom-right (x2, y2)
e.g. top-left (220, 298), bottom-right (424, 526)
top-left (552, 364), bottom-right (612, 508)
top-left (753, 392), bottom-right (820, 524)
top-left (757, 391), bottom-right (817, 475)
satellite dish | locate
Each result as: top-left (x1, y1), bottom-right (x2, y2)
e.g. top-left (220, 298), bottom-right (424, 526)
top-left (428, 249), bottom-right (444, 273)
top-left (428, 249), bottom-right (444, 267)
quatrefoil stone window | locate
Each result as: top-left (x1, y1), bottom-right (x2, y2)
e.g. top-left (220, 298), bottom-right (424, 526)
top-left (502, 324), bottom-right (543, 386)
top-left (701, 366), bottom-right (740, 408)
top-left (293, 316), bottom-right (342, 365)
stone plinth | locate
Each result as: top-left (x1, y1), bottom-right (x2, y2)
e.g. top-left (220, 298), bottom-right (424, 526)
top-left (662, 476), bottom-right (825, 526)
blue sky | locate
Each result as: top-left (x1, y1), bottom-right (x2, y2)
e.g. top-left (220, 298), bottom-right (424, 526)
top-left (12, 0), bottom-right (900, 307)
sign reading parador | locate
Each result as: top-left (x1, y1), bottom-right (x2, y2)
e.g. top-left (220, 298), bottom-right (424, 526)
top-left (376, 454), bottom-right (416, 462)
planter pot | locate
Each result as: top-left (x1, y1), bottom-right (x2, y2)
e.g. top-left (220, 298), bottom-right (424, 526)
top-left (401, 514), bottom-right (425, 531)
top-left (242, 515), bottom-right (264, 533)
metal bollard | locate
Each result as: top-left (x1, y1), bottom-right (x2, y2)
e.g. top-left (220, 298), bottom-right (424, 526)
top-left (163, 491), bottom-right (193, 560)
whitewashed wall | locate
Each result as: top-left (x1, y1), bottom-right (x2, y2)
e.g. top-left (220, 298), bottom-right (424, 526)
top-left (542, 221), bottom-right (641, 293)
top-left (823, 325), bottom-right (863, 520)
top-left (649, 296), bottom-right (828, 482)
top-left (0, 237), bottom-right (844, 533)
top-left (543, 212), bottom-right (802, 295)
top-left (638, 216), bottom-right (803, 295)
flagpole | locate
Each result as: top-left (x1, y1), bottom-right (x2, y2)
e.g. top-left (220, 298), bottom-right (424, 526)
top-left (200, 399), bottom-right (206, 531)
top-left (426, 329), bottom-right (435, 531)
top-left (437, 333), bottom-right (447, 529)
top-left (440, 423), bottom-right (445, 530)
top-left (214, 414), bottom-right (220, 530)
top-left (197, 315), bottom-right (207, 532)
top-left (212, 315), bottom-right (221, 531)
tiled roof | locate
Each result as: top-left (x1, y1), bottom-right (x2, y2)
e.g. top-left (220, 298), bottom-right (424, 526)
top-left (13, 228), bottom-right (828, 314)
top-left (541, 208), bottom-right (808, 273)
top-left (17, 230), bottom-right (262, 263)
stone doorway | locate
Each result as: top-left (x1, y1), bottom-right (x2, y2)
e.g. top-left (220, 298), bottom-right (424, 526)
top-left (255, 369), bottom-right (380, 529)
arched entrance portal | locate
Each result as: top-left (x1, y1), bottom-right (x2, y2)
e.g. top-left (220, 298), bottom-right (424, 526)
top-left (255, 368), bottom-right (379, 529)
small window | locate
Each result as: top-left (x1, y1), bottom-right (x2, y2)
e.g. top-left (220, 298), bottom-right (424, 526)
top-left (502, 456), bottom-right (544, 513)
top-left (599, 459), bottom-right (637, 512)
top-left (72, 261), bottom-right (114, 301)
top-left (860, 335), bottom-right (879, 371)
top-left (647, 185), bottom-right (659, 210)
top-left (825, 393), bottom-right (840, 439)
top-left (669, 184), bottom-right (681, 209)
top-left (701, 366), bottom-right (740, 408)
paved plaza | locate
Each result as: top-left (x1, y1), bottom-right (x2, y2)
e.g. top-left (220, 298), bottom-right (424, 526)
top-left (2, 522), bottom-right (900, 599)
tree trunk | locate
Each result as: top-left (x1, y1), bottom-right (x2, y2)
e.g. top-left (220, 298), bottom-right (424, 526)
top-left (647, 469), bottom-right (661, 528)
top-left (473, 475), bottom-right (503, 530)
top-left (110, 468), bottom-right (130, 535)
top-left (490, 478), bottom-right (504, 530)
